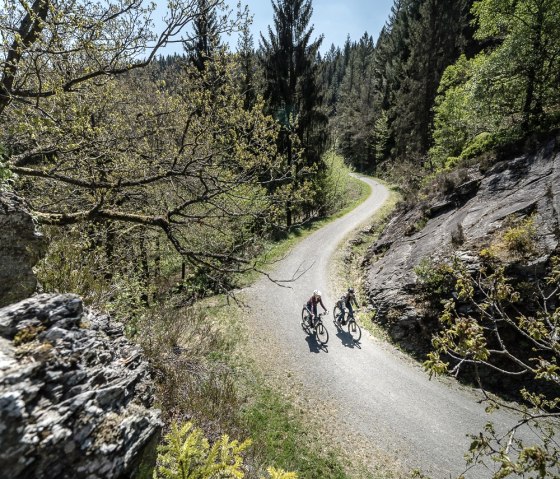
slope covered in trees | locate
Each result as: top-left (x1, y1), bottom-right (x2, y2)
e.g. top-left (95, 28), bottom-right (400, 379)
top-left (320, 0), bottom-right (477, 174)
top-left (2, 0), bottom-right (560, 476)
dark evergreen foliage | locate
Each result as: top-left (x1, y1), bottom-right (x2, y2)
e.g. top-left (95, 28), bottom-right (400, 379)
top-left (390, 0), bottom-right (472, 164)
top-left (236, 22), bottom-right (257, 110)
top-left (184, 0), bottom-right (222, 72)
top-left (318, 0), bottom-right (475, 172)
top-left (331, 32), bottom-right (376, 171)
top-left (259, 0), bottom-right (328, 226)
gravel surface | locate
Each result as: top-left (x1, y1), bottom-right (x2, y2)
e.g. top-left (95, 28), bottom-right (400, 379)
top-left (244, 177), bottom-right (537, 479)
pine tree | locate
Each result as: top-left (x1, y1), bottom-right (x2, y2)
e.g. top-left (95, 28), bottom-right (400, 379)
top-left (391, 0), bottom-right (473, 164)
top-left (259, 0), bottom-right (326, 226)
top-left (334, 33), bottom-right (376, 171)
top-left (237, 20), bottom-right (257, 110)
top-left (320, 43), bottom-right (345, 117)
top-left (184, 0), bottom-right (222, 72)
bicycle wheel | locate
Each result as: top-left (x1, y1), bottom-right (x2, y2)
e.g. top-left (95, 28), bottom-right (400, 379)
top-left (347, 319), bottom-right (362, 342)
top-left (315, 321), bottom-right (329, 345)
top-left (332, 305), bottom-right (342, 327)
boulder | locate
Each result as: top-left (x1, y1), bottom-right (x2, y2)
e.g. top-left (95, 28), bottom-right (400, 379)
top-left (0, 193), bottom-right (47, 307)
top-left (0, 294), bottom-right (162, 479)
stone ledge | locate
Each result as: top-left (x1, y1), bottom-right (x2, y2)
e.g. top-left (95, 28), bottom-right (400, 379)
top-left (0, 294), bottom-right (161, 479)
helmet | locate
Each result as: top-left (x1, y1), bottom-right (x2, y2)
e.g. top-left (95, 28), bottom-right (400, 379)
top-left (313, 289), bottom-right (321, 297)
top-left (348, 288), bottom-right (355, 294)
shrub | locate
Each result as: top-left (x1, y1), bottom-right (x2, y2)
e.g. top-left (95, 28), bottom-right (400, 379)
top-left (383, 159), bottom-right (425, 204)
top-left (459, 132), bottom-right (494, 160)
top-left (153, 422), bottom-right (297, 479)
top-left (137, 303), bottom-right (241, 435)
top-left (0, 143), bottom-right (12, 187)
top-left (450, 223), bottom-right (465, 247)
top-left (262, 468), bottom-right (297, 479)
top-left (320, 151), bottom-right (358, 214)
top-left (13, 325), bottom-right (45, 346)
top-left (424, 256), bottom-right (560, 478)
top-left (0, 162), bottom-right (11, 185)
top-left (501, 215), bottom-right (537, 257)
top-left (414, 258), bottom-right (455, 299)
top-left (443, 156), bottom-right (460, 170)
top-left (153, 421), bottom-right (250, 479)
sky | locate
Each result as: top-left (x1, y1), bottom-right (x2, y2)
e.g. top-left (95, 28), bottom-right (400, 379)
top-left (244, 0), bottom-right (394, 52)
top-left (156, 0), bottom-right (395, 55)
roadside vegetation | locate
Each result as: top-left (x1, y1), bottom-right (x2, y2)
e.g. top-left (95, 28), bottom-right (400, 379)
top-left (422, 249), bottom-right (560, 477)
top-left (133, 167), bottom-right (382, 479)
top-left (2, 0), bottom-right (560, 476)
top-left (330, 179), bottom-right (401, 342)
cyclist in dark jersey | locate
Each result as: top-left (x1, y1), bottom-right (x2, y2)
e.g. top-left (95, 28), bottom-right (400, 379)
top-left (336, 287), bottom-right (359, 325)
top-left (306, 289), bottom-right (327, 326)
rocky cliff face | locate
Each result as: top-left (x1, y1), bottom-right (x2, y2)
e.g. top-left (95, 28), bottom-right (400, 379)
top-left (0, 191), bottom-right (161, 478)
top-left (365, 137), bottom-right (560, 349)
top-left (0, 193), bottom-right (47, 307)
top-left (0, 294), bottom-right (161, 478)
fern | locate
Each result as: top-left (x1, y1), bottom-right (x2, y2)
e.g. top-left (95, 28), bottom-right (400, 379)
top-left (261, 467), bottom-right (298, 479)
top-left (154, 422), bottom-right (251, 479)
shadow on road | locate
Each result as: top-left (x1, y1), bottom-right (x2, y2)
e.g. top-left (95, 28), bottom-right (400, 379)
top-left (304, 334), bottom-right (328, 353)
top-left (333, 323), bottom-right (361, 349)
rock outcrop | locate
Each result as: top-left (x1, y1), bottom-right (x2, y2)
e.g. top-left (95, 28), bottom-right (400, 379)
top-left (365, 137), bottom-right (560, 348)
top-left (0, 192), bottom-right (47, 307)
top-left (0, 293), bottom-right (161, 478)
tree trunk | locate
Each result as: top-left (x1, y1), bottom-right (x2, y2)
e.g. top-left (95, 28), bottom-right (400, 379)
top-left (139, 235), bottom-right (149, 305)
top-left (104, 221), bottom-right (114, 282)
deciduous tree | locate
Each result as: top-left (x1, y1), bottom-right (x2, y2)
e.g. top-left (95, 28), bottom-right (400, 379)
top-left (0, 0), bottom-right (282, 295)
top-left (425, 254), bottom-right (560, 477)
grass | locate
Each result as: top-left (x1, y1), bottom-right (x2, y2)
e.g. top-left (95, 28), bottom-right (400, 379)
top-left (235, 175), bottom-right (371, 288)
top-left (242, 384), bottom-right (349, 478)
top-left (329, 179), bottom-right (402, 342)
top-left (141, 172), bottom-right (401, 478)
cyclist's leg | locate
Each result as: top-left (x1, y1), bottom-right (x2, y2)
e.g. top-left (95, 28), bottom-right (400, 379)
top-left (305, 302), bottom-right (314, 326)
top-left (346, 301), bottom-right (354, 320)
top-left (336, 300), bottom-right (344, 322)
top-left (312, 304), bottom-right (318, 326)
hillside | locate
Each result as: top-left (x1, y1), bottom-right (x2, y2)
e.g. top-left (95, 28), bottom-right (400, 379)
top-left (366, 135), bottom-right (560, 353)
top-left (1, 0), bottom-right (560, 477)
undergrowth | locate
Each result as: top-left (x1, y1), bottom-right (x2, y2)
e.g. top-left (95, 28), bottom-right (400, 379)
top-left (330, 179), bottom-right (402, 342)
top-left (132, 172), bottom-right (373, 478)
top-left (235, 171), bottom-right (370, 288)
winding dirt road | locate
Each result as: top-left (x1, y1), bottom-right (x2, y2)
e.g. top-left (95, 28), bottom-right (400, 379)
top-left (245, 177), bottom-right (536, 478)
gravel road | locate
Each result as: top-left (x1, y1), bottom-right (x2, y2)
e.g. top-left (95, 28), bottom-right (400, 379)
top-left (245, 177), bottom-right (537, 478)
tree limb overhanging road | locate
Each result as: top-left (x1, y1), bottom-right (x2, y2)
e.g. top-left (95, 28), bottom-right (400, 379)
top-left (245, 176), bottom-right (539, 478)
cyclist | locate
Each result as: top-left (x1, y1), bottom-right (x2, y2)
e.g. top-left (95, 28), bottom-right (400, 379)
top-left (306, 289), bottom-right (327, 327)
top-left (336, 287), bottom-right (359, 325)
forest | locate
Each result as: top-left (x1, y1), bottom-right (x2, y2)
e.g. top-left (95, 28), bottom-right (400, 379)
top-left (1, 0), bottom-right (560, 477)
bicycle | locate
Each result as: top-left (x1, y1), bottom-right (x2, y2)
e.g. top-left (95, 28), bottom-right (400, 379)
top-left (301, 308), bottom-right (329, 345)
top-left (333, 305), bottom-right (362, 342)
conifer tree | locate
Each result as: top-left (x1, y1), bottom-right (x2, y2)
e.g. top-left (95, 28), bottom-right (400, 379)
top-left (334, 33), bottom-right (376, 170)
top-left (320, 44), bottom-right (345, 117)
top-left (237, 20), bottom-right (257, 110)
top-left (184, 0), bottom-right (222, 72)
top-left (391, 0), bottom-right (473, 164)
top-left (259, 0), bottom-right (326, 226)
